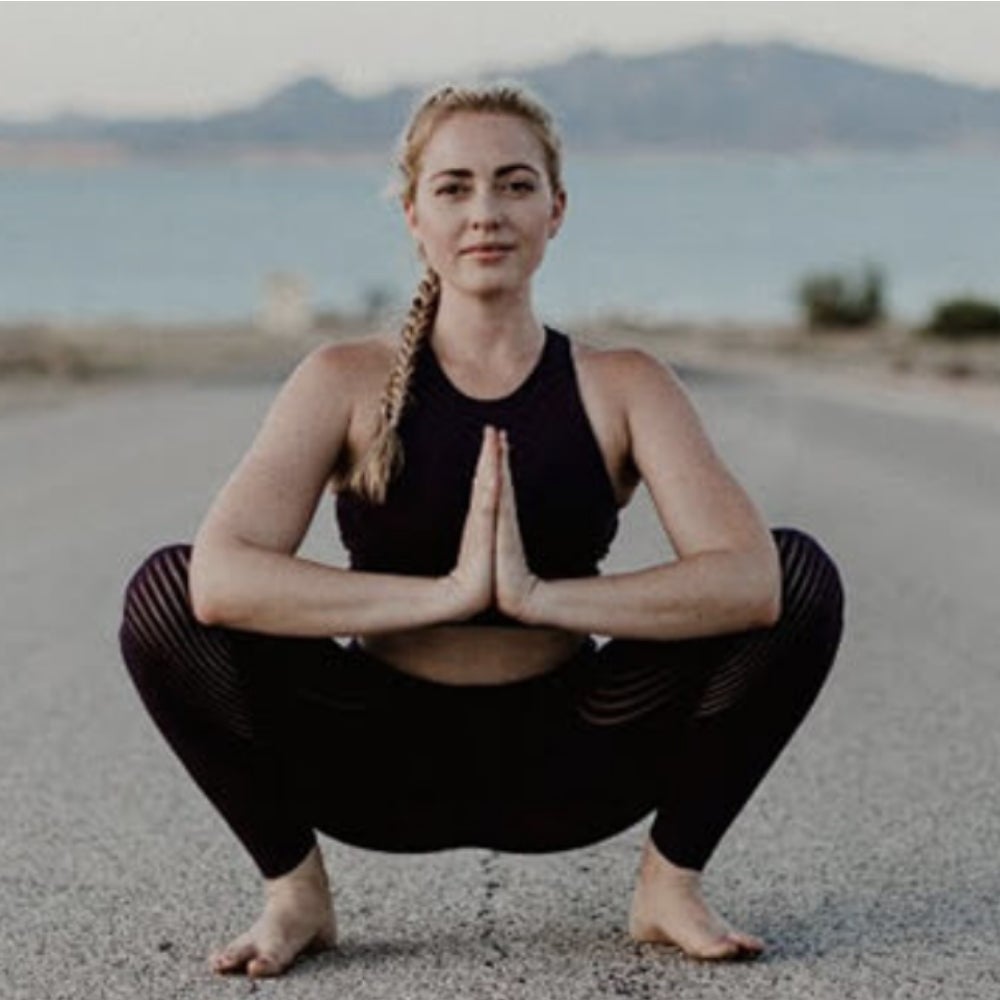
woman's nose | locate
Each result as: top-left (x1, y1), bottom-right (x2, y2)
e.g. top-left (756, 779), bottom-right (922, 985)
top-left (468, 190), bottom-right (504, 229)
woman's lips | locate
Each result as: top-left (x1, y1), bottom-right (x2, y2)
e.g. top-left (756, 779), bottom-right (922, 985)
top-left (461, 243), bottom-right (515, 259)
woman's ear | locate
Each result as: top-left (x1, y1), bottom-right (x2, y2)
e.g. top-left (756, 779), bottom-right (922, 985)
top-left (548, 189), bottom-right (567, 240)
top-left (403, 199), bottom-right (419, 239)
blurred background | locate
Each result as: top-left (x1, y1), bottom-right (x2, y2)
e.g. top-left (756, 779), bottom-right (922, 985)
top-left (1, 1), bottom-right (1000, 383)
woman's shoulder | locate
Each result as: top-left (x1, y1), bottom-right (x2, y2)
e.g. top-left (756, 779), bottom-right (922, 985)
top-left (564, 333), bottom-right (695, 486)
top-left (299, 332), bottom-right (397, 382)
top-left (282, 333), bottom-right (396, 407)
top-left (267, 334), bottom-right (397, 431)
top-left (567, 331), bottom-right (687, 403)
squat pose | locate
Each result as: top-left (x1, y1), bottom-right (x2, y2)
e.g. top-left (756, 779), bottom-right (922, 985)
top-left (120, 85), bottom-right (843, 978)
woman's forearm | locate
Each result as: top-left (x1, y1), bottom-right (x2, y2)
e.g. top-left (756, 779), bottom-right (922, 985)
top-left (189, 540), bottom-right (463, 638)
top-left (521, 548), bottom-right (782, 640)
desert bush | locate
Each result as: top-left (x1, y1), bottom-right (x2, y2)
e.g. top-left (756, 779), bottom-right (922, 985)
top-left (923, 296), bottom-right (1000, 340)
top-left (796, 263), bottom-right (886, 330)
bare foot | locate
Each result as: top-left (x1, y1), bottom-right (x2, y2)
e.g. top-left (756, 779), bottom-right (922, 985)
top-left (628, 838), bottom-right (765, 961)
top-left (210, 846), bottom-right (337, 978)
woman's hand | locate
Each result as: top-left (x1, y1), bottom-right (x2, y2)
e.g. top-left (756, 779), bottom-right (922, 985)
top-left (495, 431), bottom-right (541, 621)
top-left (443, 425), bottom-right (501, 619)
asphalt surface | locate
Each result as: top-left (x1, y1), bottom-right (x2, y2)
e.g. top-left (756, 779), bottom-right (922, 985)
top-left (2, 364), bottom-right (999, 999)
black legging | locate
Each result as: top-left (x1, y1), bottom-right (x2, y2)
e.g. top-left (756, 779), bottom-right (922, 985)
top-left (119, 528), bottom-right (843, 879)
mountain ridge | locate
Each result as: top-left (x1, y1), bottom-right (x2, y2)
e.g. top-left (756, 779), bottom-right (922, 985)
top-left (4, 40), bottom-right (1000, 158)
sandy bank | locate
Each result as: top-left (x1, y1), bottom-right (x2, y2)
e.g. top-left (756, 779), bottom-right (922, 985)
top-left (4, 314), bottom-right (1000, 418)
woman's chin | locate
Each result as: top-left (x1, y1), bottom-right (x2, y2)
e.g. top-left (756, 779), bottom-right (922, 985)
top-left (448, 266), bottom-right (540, 301)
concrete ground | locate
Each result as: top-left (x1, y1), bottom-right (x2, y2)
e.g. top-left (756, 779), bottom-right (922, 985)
top-left (1, 361), bottom-right (999, 999)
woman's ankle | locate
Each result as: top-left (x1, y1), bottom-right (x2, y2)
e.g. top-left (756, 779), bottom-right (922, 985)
top-left (638, 837), bottom-right (702, 884)
top-left (264, 845), bottom-right (329, 899)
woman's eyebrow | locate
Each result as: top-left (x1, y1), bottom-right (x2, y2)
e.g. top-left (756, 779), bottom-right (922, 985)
top-left (429, 163), bottom-right (540, 181)
top-left (429, 168), bottom-right (472, 180)
top-left (495, 163), bottom-right (541, 178)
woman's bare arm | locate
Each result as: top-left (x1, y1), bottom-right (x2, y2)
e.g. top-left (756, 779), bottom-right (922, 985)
top-left (514, 349), bottom-right (781, 640)
top-left (189, 342), bottom-right (490, 637)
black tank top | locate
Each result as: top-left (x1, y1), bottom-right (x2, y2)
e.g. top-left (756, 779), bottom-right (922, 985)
top-left (335, 326), bottom-right (620, 625)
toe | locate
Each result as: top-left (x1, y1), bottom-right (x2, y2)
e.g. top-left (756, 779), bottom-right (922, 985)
top-left (691, 936), bottom-right (743, 961)
top-left (211, 937), bottom-right (257, 974)
top-left (689, 932), bottom-right (764, 962)
top-left (730, 932), bottom-right (766, 958)
top-left (247, 953), bottom-right (285, 978)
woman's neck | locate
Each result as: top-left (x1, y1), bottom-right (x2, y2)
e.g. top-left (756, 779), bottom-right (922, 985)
top-left (430, 287), bottom-right (545, 366)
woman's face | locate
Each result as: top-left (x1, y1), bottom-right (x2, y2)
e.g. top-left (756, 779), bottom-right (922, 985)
top-left (404, 112), bottom-right (566, 300)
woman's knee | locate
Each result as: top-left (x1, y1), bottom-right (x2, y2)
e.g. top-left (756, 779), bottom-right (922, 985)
top-left (772, 528), bottom-right (845, 641)
top-left (119, 543), bottom-right (196, 658)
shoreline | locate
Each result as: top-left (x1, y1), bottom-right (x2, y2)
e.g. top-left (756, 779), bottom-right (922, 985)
top-left (4, 315), bottom-right (1000, 426)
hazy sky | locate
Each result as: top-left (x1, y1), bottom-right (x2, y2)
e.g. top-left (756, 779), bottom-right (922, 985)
top-left (3, 2), bottom-right (1000, 120)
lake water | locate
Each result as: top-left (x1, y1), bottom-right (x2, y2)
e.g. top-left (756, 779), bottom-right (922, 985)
top-left (1, 152), bottom-right (999, 326)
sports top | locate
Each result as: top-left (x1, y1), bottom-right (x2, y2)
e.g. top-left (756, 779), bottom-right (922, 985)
top-left (335, 326), bottom-right (620, 625)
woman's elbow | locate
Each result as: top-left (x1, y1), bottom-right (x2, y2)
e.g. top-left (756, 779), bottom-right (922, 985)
top-left (747, 546), bottom-right (783, 629)
top-left (752, 583), bottom-right (783, 629)
top-left (188, 568), bottom-right (225, 626)
top-left (188, 546), bottom-right (240, 627)
top-left (190, 590), bottom-right (227, 627)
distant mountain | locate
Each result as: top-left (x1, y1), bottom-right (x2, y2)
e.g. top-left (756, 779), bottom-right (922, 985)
top-left (4, 41), bottom-right (1000, 159)
top-left (521, 42), bottom-right (1000, 152)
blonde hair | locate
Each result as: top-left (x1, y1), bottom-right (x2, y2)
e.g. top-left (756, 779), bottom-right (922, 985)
top-left (346, 82), bottom-right (564, 503)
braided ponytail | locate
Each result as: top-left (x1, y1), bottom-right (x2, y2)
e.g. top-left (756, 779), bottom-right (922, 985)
top-left (346, 268), bottom-right (440, 502)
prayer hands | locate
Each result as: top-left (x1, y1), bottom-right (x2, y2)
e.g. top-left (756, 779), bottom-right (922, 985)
top-left (446, 425), bottom-right (539, 622)
top-left (494, 429), bottom-right (540, 619)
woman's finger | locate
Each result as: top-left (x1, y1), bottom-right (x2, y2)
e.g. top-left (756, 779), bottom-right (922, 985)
top-left (497, 432), bottom-right (525, 554)
top-left (471, 425), bottom-right (500, 512)
top-left (499, 431), bottom-right (518, 511)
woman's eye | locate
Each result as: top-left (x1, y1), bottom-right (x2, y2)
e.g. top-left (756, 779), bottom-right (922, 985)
top-left (436, 183), bottom-right (468, 197)
top-left (504, 180), bottom-right (536, 194)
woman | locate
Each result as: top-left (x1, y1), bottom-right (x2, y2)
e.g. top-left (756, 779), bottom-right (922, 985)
top-left (120, 84), bottom-right (843, 978)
